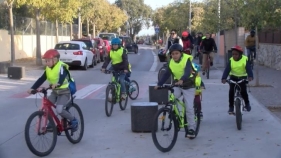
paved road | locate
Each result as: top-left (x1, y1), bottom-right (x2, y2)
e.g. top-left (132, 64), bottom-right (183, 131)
top-left (0, 45), bottom-right (281, 158)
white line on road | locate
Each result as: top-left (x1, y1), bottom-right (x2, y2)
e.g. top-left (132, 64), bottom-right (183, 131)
top-left (25, 84), bottom-right (106, 99)
top-left (149, 51), bottom-right (158, 72)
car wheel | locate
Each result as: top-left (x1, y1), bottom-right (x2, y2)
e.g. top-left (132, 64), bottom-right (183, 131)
top-left (89, 57), bottom-right (94, 68)
top-left (82, 58), bottom-right (88, 70)
top-left (135, 48), bottom-right (138, 54)
top-left (94, 55), bottom-right (97, 66)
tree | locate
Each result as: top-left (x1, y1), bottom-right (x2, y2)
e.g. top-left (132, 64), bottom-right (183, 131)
top-left (43, 0), bottom-right (81, 42)
top-left (4, 0), bottom-right (15, 66)
top-left (17, 0), bottom-right (52, 65)
top-left (115, 0), bottom-right (152, 39)
top-left (103, 4), bottom-right (127, 33)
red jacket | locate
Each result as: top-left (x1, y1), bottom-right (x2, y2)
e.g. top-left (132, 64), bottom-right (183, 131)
top-left (182, 39), bottom-right (191, 54)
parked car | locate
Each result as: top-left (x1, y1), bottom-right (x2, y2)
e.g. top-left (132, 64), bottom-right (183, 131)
top-left (93, 37), bottom-right (107, 62)
top-left (72, 38), bottom-right (100, 65)
top-left (54, 41), bottom-right (94, 70)
top-left (119, 36), bottom-right (138, 54)
top-left (103, 40), bottom-right (111, 55)
top-left (98, 33), bottom-right (119, 45)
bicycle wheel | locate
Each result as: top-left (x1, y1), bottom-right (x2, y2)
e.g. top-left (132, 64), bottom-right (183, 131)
top-left (119, 90), bottom-right (128, 110)
top-left (25, 111), bottom-right (57, 157)
top-left (128, 80), bottom-right (139, 100)
top-left (206, 59), bottom-right (210, 79)
top-left (64, 103), bottom-right (84, 144)
top-left (192, 100), bottom-right (201, 139)
top-left (235, 98), bottom-right (242, 130)
top-left (151, 107), bottom-right (178, 152)
top-left (105, 85), bottom-right (115, 117)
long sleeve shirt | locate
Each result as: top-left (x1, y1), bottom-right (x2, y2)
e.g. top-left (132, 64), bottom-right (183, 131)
top-left (221, 59), bottom-right (254, 80)
top-left (102, 48), bottom-right (129, 71)
top-left (31, 66), bottom-right (68, 89)
top-left (158, 59), bottom-right (192, 86)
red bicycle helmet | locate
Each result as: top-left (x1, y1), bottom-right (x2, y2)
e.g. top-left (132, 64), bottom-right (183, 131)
top-left (182, 31), bottom-right (189, 37)
top-left (42, 49), bottom-right (60, 59)
top-left (231, 45), bottom-right (243, 53)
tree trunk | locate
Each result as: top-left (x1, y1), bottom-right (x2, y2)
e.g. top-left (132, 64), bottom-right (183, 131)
top-left (55, 20), bottom-right (59, 44)
top-left (86, 18), bottom-right (89, 36)
top-left (8, 5), bottom-right (15, 66)
top-left (35, 9), bottom-right (42, 65)
top-left (70, 23), bottom-right (73, 40)
top-left (254, 26), bottom-right (259, 86)
top-left (92, 23), bottom-right (96, 37)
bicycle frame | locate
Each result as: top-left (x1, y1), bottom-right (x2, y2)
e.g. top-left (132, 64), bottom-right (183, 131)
top-left (109, 71), bottom-right (123, 102)
top-left (36, 88), bottom-right (66, 133)
top-left (228, 79), bottom-right (247, 113)
top-left (168, 92), bottom-right (187, 128)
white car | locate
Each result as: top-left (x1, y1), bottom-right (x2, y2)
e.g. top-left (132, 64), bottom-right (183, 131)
top-left (54, 41), bottom-right (94, 70)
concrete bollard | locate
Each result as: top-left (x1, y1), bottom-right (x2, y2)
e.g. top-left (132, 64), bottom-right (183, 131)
top-left (131, 102), bottom-right (158, 132)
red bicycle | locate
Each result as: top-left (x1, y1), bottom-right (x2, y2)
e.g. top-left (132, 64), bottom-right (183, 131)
top-left (24, 86), bottom-right (84, 157)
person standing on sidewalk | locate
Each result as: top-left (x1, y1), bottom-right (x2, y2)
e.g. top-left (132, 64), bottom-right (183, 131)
top-left (245, 30), bottom-right (256, 59)
top-left (221, 45), bottom-right (253, 114)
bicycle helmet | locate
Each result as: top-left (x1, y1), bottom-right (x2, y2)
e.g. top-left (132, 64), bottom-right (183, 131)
top-left (192, 62), bottom-right (201, 71)
top-left (231, 45), bottom-right (243, 54)
top-left (169, 43), bottom-right (183, 53)
top-left (202, 36), bottom-right (206, 40)
top-left (182, 31), bottom-right (189, 37)
top-left (42, 49), bottom-right (60, 59)
top-left (111, 38), bottom-right (121, 45)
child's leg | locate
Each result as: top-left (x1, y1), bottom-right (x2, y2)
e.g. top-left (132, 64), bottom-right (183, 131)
top-left (125, 71), bottom-right (131, 82)
top-left (56, 93), bottom-right (74, 121)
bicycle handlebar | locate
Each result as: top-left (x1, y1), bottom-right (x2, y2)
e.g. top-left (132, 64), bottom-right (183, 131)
top-left (30, 85), bottom-right (55, 95)
top-left (226, 79), bottom-right (249, 85)
top-left (157, 84), bottom-right (183, 91)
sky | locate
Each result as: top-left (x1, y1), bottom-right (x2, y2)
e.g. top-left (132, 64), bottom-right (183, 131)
top-left (108, 0), bottom-right (177, 36)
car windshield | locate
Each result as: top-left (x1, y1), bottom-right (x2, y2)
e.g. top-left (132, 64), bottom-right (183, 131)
top-left (55, 43), bottom-right (80, 50)
top-left (73, 40), bottom-right (92, 48)
top-left (99, 34), bottom-right (116, 41)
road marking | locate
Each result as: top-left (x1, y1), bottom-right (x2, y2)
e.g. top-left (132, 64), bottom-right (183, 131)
top-left (149, 50), bottom-right (158, 72)
top-left (25, 84), bottom-right (106, 99)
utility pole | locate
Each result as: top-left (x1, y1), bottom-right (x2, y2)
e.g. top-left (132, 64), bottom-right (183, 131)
top-left (234, 2), bottom-right (238, 45)
top-left (216, 0), bottom-right (221, 64)
top-left (188, 0), bottom-right (192, 32)
top-left (78, 8), bottom-right (81, 38)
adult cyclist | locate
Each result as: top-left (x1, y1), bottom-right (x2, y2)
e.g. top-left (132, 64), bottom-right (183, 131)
top-left (245, 30), bottom-right (256, 59)
top-left (200, 33), bottom-right (217, 75)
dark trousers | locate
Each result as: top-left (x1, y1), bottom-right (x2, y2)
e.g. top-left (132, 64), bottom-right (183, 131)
top-left (229, 77), bottom-right (249, 107)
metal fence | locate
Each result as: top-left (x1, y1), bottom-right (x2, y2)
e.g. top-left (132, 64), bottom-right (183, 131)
top-left (0, 14), bottom-right (78, 36)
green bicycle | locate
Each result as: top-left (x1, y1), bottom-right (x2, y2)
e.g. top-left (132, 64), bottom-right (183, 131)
top-left (104, 70), bottom-right (128, 117)
top-left (151, 84), bottom-right (201, 152)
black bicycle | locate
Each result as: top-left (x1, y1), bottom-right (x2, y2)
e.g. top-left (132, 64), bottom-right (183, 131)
top-left (248, 47), bottom-right (255, 70)
top-left (226, 79), bottom-right (248, 130)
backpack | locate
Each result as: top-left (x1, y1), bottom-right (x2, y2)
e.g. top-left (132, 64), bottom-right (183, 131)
top-left (63, 66), bottom-right (77, 95)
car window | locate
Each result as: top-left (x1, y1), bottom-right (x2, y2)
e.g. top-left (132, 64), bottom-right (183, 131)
top-left (72, 40), bottom-right (92, 48)
top-left (82, 43), bottom-right (88, 50)
top-left (99, 34), bottom-right (116, 41)
top-left (94, 39), bottom-right (100, 45)
top-left (55, 43), bottom-right (80, 50)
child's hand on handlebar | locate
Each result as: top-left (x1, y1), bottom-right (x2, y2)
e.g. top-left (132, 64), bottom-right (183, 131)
top-left (101, 68), bottom-right (105, 72)
top-left (27, 89), bottom-right (34, 94)
top-left (248, 77), bottom-right (253, 81)
top-left (154, 86), bottom-right (159, 90)
top-left (221, 79), bottom-right (226, 84)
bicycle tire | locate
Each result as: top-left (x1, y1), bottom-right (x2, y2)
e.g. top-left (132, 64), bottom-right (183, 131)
top-left (235, 98), bottom-right (242, 130)
top-left (105, 85), bottom-right (115, 117)
top-left (193, 102), bottom-right (201, 139)
top-left (119, 90), bottom-right (128, 110)
top-left (64, 103), bottom-right (84, 144)
top-left (128, 80), bottom-right (139, 100)
top-left (151, 107), bottom-right (178, 152)
top-left (25, 111), bottom-right (57, 157)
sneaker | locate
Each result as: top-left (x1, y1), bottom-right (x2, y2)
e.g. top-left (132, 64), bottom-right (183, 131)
top-left (121, 93), bottom-right (127, 100)
top-left (228, 106), bottom-right (234, 114)
top-left (200, 112), bottom-right (203, 120)
top-left (70, 118), bottom-right (78, 132)
top-left (210, 62), bottom-right (213, 66)
top-left (244, 103), bottom-right (251, 112)
top-left (129, 85), bottom-right (136, 93)
top-left (186, 129), bottom-right (196, 138)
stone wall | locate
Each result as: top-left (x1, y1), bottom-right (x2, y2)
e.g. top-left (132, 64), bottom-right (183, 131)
top-left (258, 43), bottom-right (281, 70)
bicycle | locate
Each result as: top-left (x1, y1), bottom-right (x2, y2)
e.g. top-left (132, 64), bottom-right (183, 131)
top-left (103, 70), bottom-right (135, 117)
top-left (24, 86), bottom-right (84, 157)
top-left (248, 47), bottom-right (255, 70)
top-left (151, 84), bottom-right (201, 152)
top-left (202, 51), bottom-right (211, 79)
top-left (226, 79), bottom-right (249, 130)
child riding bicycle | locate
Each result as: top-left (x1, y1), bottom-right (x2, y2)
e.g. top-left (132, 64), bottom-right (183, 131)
top-left (102, 38), bottom-right (129, 99)
top-left (155, 43), bottom-right (197, 138)
top-left (27, 49), bottom-right (78, 131)
top-left (221, 45), bottom-right (253, 114)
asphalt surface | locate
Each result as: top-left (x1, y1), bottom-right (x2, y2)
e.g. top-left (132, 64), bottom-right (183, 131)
top-left (0, 45), bottom-right (281, 158)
